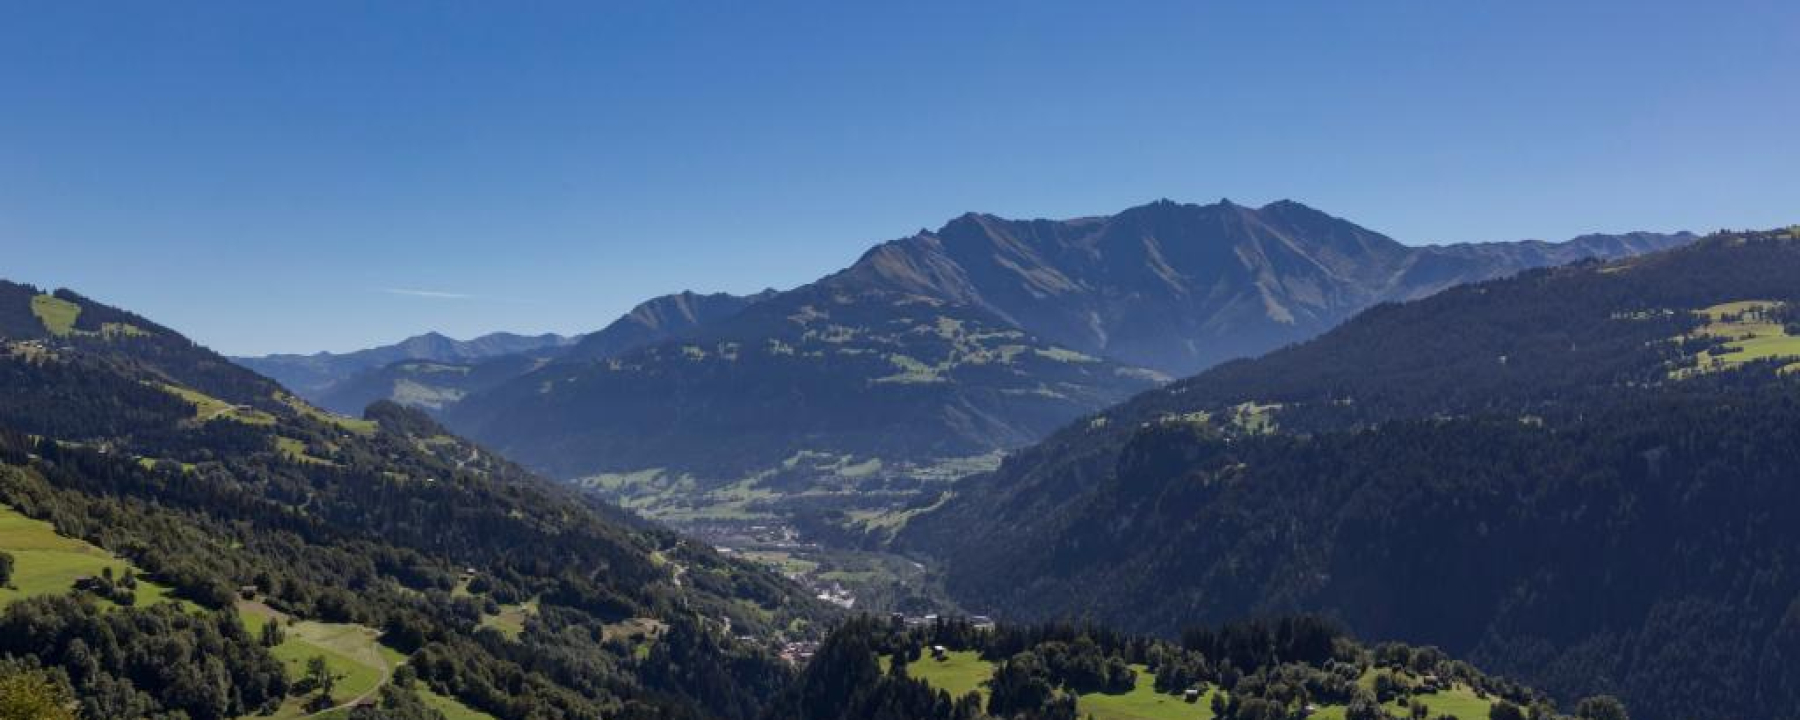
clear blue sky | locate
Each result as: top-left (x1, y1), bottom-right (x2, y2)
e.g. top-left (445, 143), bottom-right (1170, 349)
top-left (3, 1), bottom-right (1795, 355)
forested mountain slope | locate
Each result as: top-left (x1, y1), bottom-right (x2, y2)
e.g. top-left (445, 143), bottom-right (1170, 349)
top-left (447, 283), bottom-right (1159, 481)
top-left (899, 228), bottom-right (1800, 720)
top-left (0, 280), bottom-right (827, 720)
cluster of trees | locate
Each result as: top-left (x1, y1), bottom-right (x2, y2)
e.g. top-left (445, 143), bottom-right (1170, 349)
top-left (0, 662), bottom-right (76, 720)
top-left (70, 566), bottom-right (138, 606)
top-left (0, 595), bottom-right (287, 720)
top-left (0, 550), bottom-right (11, 588)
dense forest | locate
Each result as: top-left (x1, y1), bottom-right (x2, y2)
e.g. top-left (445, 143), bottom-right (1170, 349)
top-left (900, 229), bottom-right (1800, 720)
top-left (0, 280), bottom-right (829, 719)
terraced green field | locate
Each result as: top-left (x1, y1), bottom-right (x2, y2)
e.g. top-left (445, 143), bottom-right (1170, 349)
top-left (0, 504), bottom-right (177, 608)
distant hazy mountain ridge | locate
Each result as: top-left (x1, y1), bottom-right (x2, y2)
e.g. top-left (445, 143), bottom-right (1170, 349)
top-left (235, 289), bottom-right (774, 415)
top-left (234, 330), bottom-right (574, 396)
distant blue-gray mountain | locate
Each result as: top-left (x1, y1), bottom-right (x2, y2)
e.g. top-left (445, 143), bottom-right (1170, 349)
top-left (233, 330), bottom-right (575, 399)
top-left (234, 290), bottom-right (772, 415)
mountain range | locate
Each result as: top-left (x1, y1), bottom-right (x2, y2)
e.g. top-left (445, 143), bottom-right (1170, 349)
top-left (234, 330), bottom-right (575, 401)
top-left (235, 290), bottom-right (774, 416)
top-left (413, 201), bottom-right (1684, 531)
top-left (827, 199), bottom-right (1692, 375)
top-left (234, 200), bottom-right (1693, 533)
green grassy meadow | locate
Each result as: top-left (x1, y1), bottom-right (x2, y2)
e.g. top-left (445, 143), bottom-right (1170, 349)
top-left (479, 597), bottom-right (539, 640)
top-left (278, 393), bottom-right (378, 435)
top-left (1678, 300), bottom-right (1800, 377)
top-left (902, 650), bottom-right (992, 703)
top-left (894, 653), bottom-right (1213, 720)
top-left (274, 436), bottom-right (335, 466)
top-left (419, 687), bottom-right (499, 720)
top-left (1078, 666), bottom-right (1216, 720)
top-left (158, 383), bottom-right (278, 425)
top-left (29, 294), bottom-right (81, 336)
top-left (238, 600), bottom-right (407, 719)
top-left (0, 504), bottom-right (177, 608)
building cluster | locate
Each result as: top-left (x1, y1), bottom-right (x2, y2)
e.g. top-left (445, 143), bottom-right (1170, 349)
top-left (893, 613), bottom-right (995, 630)
top-left (815, 582), bottom-right (855, 609)
top-left (780, 640), bottom-right (821, 665)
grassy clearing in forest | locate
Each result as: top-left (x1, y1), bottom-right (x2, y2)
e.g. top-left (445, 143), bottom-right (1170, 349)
top-left (29, 295), bottom-right (81, 336)
top-left (159, 383), bottom-right (278, 425)
top-left (238, 601), bottom-right (405, 719)
top-left (0, 504), bottom-right (177, 609)
top-left (1676, 300), bottom-right (1800, 377)
top-left (479, 597), bottom-right (539, 640)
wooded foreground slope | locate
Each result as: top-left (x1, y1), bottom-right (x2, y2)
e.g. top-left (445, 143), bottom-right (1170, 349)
top-left (902, 228), bottom-right (1800, 720)
top-left (0, 280), bottom-right (826, 720)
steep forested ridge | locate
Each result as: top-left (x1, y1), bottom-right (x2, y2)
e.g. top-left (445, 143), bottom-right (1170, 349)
top-left (900, 228), bottom-right (1800, 720)
top-left (0, 280), bottom-right (827, 720)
